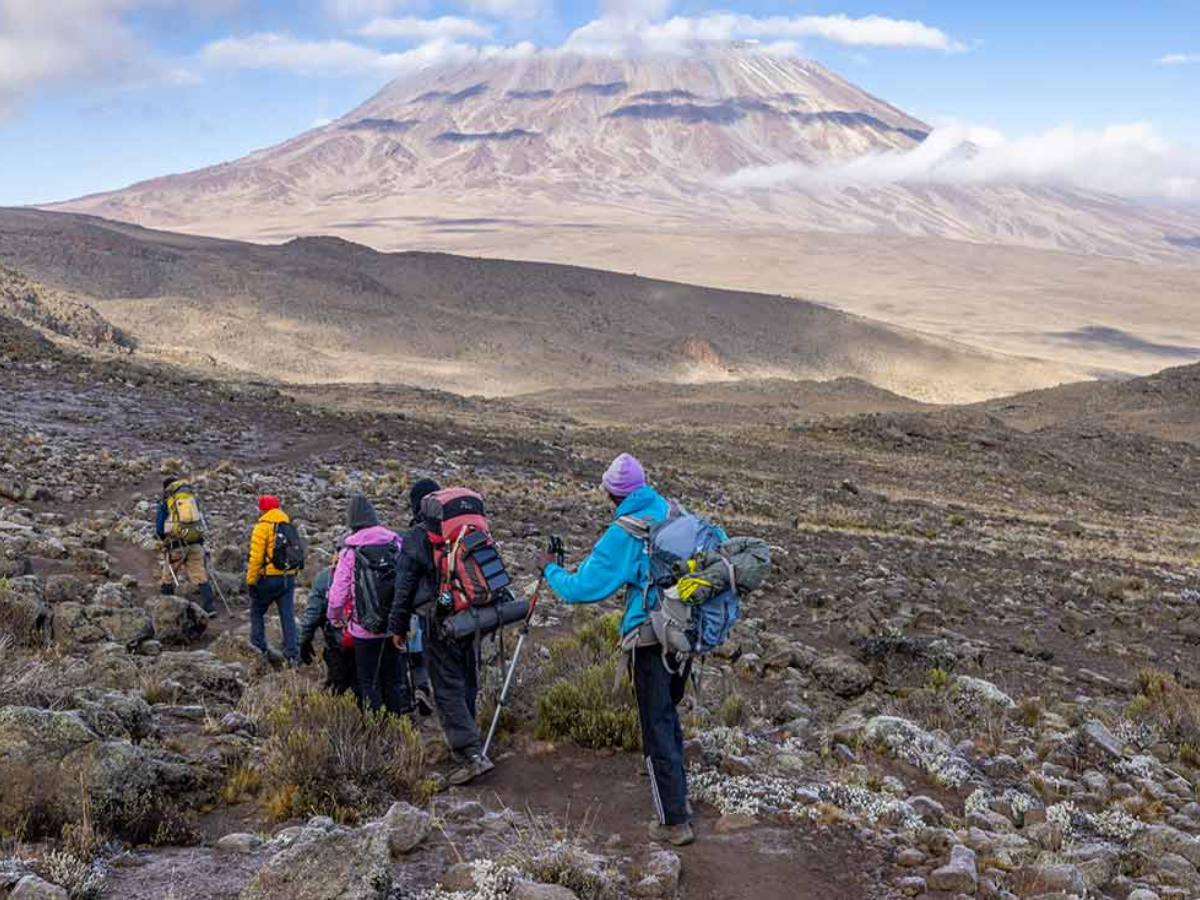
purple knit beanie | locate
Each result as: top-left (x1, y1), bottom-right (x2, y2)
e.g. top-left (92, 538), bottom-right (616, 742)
top-left (601, 453), bottom-right (646, 498)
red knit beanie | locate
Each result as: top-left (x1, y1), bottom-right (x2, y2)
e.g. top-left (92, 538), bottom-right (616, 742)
top-left (258, 495), bottom-right (280, 513)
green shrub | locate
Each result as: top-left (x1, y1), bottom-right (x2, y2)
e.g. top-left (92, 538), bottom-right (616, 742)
top-left (717, 692), bottom-right (748, 728)
top-left (535, 659), bottom-right (640, 752)
top-left (532, 611), bottom-right (639, 752)
top-left (260, 689), bottom-right (426, 824)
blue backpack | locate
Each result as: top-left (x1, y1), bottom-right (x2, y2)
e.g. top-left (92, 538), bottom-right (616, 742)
top-left (617, 502), bottom-right (740, 661)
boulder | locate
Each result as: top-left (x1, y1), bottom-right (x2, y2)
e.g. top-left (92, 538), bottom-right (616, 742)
top-left (146, 650), bottom-right (246, 704)
top-left (68, 688), bottom-right (155, 741)
top-left (239, 823), bottom-right (393, 900)
top-left (929, 845), bottom-right (977, 894)
top-left (1133, 825), bottom-right (1200, 870)
top-left (43, 574), bottom-right (90, 605)
top-left (10, 875), bottom-right (69, 900)
top-left (812, 654), bottom-right (873, 698)
top-left (0, 576), bottom-right (52, 644)
top-left (1076, 720), bottom-right (1123, 763)
top-left (53, 602), bottom-right (153, 649)
top-left (1014, 863), bottom-right (1086, 896)
top-left (146, 595), bottom-right (208, 645)
top-left (0, 708), bottom-right (101, 835)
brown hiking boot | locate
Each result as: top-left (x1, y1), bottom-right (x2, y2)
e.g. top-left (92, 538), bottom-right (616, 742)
top-left (649, 821), bottom-right (695, 846)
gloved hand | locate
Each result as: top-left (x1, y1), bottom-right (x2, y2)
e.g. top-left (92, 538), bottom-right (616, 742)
top-left (299, 640), bottom-right (314, 665)
top-left (246, 582), bottom-right (259, 601)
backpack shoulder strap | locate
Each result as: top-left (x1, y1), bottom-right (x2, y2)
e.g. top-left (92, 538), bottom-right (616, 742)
top-left (614, 515), bottom-right (652, 542)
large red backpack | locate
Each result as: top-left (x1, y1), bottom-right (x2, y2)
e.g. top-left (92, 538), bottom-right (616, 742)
top-left (421, 488), bottom-right (511, 612)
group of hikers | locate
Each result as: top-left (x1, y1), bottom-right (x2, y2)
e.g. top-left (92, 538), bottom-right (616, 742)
top-left (155, 453), bottom-right (769, 848)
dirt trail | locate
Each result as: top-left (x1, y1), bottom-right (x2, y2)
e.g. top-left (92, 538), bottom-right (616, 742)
top-left (457, 747), bottom-right (893, 900)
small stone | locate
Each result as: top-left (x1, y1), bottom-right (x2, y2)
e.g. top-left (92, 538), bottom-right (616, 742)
top-left (217, 832), bottom-right (262, 853)
top-left (633, 850), bottom-right (682, 898)
top-left (1127, 890), bottom-right (1161, 900)
top-left (895, 848), bottom-right (925, 868)
top-left (909, 795), bottom-right (946, 824)
top-left (440, 863), bottom-right (479, 892)
top-left (380, 801), bottom-right (432, 857)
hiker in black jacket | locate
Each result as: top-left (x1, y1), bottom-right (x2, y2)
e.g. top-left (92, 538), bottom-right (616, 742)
top-left (297, 565), bottom-right (358, 699)
top-left (390, 478), bottom-right (492, 787)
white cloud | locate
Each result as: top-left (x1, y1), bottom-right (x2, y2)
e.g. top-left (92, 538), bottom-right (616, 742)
top-left (462, 0), bottom-right (548, 19)
top-left (723, 122), bottom-right (1200, 206)
top-left (325, 0), bottom-right (412, 19)
top-left (201, 32), bottom-right (483, 75)
top-left (563, 12), bottom-right (963, 56)
top-left (0, 0), bottom-right (227, 114)
top-left (1156, 53), bottom-right (1197, 66)
top-left (602, 0), bottom-right (672, 20)
top-left (359, 15), bottom-right (493, 41)
top-left (200, 32), bottom-right (536, 76)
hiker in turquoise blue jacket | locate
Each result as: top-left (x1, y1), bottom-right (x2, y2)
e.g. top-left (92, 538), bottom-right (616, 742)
top-left (539, 453), bottom-right (696, 847)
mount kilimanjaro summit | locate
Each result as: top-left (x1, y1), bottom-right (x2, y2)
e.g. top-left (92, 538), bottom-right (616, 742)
top-left (51, 46), bottom-right (1192, 262)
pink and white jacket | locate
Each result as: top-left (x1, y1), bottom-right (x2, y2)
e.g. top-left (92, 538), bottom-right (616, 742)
top-left (326, 525), bottom-right (402, 641)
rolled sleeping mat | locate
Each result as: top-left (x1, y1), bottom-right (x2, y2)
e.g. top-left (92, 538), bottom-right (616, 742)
top-left (441, 596), bottom-right (530, 641)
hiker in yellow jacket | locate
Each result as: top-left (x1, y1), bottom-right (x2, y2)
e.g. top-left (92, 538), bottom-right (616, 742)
top-left (246, 495), bottom-right (299, 664)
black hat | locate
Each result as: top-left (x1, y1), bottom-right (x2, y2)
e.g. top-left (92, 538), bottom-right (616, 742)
top-left (347, 493), bottom-right (379, 531)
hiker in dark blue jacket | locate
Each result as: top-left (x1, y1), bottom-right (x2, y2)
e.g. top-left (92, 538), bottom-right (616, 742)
top-left (539, 453), bottom-right (696, 847)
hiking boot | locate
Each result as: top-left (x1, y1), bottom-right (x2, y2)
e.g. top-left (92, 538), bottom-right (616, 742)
top-left (649, 821), bottom-right (695, 847)
top-left (414, 685), bottom-right (434, 717)
top-left (447, 754), bottom-right (494, 786)
top-left (262, 648), bottom-right (286, 670)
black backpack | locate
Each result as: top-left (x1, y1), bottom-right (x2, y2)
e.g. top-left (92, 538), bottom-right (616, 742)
top-left (351, 543), bottom-right (399, 634)
top-left (271, 522), bottom-right (306, 573)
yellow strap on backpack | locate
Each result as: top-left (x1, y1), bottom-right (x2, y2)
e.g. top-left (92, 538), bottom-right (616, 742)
top-left (676, 575), bottom-right (712, 602)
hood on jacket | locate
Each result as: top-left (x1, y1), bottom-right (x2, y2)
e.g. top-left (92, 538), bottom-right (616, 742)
top-left (258, 508), bottom-right (289, 525)
top-left (347, 493), bottom-right (378, 531)
top-left (343, 525), bottom-right (400, 548)
top-left (612, 484), bottom-right (663, 520)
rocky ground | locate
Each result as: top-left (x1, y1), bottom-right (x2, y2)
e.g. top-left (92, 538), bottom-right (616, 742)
top-left (3, 312), bottom-right (1200, 900)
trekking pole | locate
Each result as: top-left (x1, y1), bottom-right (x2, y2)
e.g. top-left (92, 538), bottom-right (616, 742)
top-left (482, 537), bottom-right (563, 761)
top-left (198, 513), bottom-right (234, 615)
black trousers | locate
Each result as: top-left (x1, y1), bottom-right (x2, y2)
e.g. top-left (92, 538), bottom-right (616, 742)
top-left (633, 645), bottom-right (690, 826)
top-left (426, 622), bottom-right (481, 759)
top-left (354, 636), bottom-right (413, 716)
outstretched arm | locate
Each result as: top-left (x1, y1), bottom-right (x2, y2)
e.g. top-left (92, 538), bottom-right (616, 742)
top-left (544, 526), bottom-right (634, 604)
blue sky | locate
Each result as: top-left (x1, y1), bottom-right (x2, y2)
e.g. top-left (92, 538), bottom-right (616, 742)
top-left (0, 0), bottom-right (1196, 206)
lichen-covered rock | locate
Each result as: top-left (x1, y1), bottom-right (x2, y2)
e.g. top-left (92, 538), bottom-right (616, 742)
top-left (379, 801), bottom-right (431, 858)
top-left (145, 650), bottom-right (246, 704)
top-left (0, 708), bottom-right (100, 834)
top-left (53, 601), bottom-right (153, 649)
top-left (67, 687), bottom-right (155, 741)
top-left (239, 822), bottom-right (393, 900)
top-left (145, 594), bottom-right (208, 645)
top-left (812, 654), bottom-right (873, 698)
top-left (511, 883), bottom-right (581, 900)
top-left (632, 849), bottom-right (681, 898)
